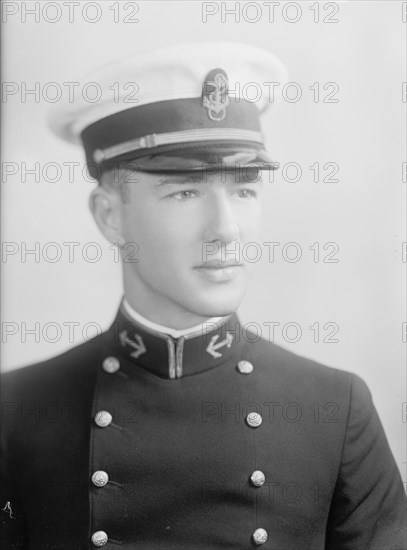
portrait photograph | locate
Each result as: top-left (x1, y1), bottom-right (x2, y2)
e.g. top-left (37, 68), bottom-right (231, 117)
top-left (1, 1), bottom-right (406, 548)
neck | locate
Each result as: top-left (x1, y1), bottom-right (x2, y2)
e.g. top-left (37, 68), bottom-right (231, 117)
top-left (123, 272), bottom-right (220, 330)
top-left (123, 294), bottom-right (213, 330)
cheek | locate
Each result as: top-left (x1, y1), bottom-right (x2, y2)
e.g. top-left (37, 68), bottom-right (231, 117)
top-left (238, 203), bottom-right (262, 236)
top-left (122, 207), bottom-right (197, 266)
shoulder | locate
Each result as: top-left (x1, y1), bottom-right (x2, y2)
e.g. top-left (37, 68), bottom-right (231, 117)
top-left (1, 332), bottom-right (108, 404)
top-left (243, 335), bottom-right (369, 406)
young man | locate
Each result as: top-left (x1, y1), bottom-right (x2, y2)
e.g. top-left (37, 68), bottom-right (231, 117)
top-left (1, 42), bottom-right (405, 549)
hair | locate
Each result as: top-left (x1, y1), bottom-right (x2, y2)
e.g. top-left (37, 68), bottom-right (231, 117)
top-left (99, 163), bottom-right (141, 203)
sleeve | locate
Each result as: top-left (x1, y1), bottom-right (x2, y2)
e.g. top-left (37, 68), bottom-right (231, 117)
top-left (0, 378), bottom-right (28, 548)
top-left (325, 374), bottom-right (407, 550)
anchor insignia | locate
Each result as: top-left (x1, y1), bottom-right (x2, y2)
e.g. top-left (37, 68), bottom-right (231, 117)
top-left (202, 68), bottom-right (229, 122)
top-left (206, 332), bottom-right (233, 358)
top-left (119, 330), bottom-right (146, 359)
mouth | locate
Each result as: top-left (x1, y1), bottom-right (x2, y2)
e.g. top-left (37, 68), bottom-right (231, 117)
top-left (197, 259), bottom-right (244, 268)
top-left (194, 262), bottom-right (244, 282)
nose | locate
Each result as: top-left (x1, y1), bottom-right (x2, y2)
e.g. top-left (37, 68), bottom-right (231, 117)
top-left (202, 191), bottom-right (240, 245)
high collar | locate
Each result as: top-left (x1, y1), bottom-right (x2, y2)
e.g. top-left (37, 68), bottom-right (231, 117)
top-left (122, 298), bottom-right (225, 339)
top-left (107, 304), bottom-right (243, 379)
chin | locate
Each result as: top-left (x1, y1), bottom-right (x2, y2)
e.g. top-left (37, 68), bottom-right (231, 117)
top-left (187, 286), bottom-right (247, 318)
top-left (196, 304), bottom-right (237, 318)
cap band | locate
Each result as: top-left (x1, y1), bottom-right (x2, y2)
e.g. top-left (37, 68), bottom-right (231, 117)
top-left (81, 97), bottom-right (262, 170)
top-left (93, 128), bottom-right (263, 164)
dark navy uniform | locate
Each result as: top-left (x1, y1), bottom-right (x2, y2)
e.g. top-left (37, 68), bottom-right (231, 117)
top-left (1, 304), bottom-right (406, 549)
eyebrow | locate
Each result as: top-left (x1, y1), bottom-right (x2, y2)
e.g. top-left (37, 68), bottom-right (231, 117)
top-left (156, 174), bottom-right (208, 186)
top-left (156, 172), bottom-right (262, 186)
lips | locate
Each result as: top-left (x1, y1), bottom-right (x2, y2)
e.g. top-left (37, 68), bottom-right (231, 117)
top-left (194, 261), bottom-right (244, 282)
top-left (197, 260), bottom-right (243, 269)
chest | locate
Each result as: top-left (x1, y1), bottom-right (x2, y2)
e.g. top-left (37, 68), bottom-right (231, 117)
top-left (14, 358), bottom-right (343, 549)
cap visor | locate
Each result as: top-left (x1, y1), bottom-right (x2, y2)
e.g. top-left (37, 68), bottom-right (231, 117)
top-left (106, 144), bottom-right (279, 173)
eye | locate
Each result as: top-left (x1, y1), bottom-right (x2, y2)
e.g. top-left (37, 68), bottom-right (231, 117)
top-left (236, 188), bottom-right (257, 199)
top-left (169, 190), bottom-right (199, 200)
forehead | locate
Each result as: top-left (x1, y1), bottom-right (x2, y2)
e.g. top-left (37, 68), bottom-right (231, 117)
top-left (118, 167), bottom-right (262, 187)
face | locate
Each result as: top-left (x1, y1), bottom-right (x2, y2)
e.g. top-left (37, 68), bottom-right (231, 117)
top-left (96, 167), bottom-right (264, 327)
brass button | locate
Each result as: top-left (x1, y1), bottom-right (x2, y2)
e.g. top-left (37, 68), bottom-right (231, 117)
top-left (91, 530), bottom-right (108, 547)
top-left (237, 360), bottom-right (254, 374)
top-left (252, 528), bottom-right (268, 545)
top-left (92, 471), bottom-right (109, 487)
top-left (102, 356), bottom-right (120, 374)
top-left (246, 412), bottom-right (262, 428)
top-left (250, 470), bottom-right (266, 487)
top-left (94, 411), bottom-right (113, 428)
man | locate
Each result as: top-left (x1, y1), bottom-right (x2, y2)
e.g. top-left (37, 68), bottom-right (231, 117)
top-left (1, 42), bottom-right (405, 549)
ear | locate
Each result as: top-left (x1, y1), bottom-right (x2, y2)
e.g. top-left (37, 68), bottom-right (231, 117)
top-left (88, 186), bottom-right (126, 246)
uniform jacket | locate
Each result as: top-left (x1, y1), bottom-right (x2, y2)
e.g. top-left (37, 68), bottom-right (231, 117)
top-left (1, 304), bottom-right (406, 549)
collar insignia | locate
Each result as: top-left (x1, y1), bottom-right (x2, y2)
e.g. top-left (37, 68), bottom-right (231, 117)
top-left (119, 329), bottom-right (147, 359)
top-left (206, 332), bottom-right (233, 358)
top-left (202, 68), bottom-right (229, 122)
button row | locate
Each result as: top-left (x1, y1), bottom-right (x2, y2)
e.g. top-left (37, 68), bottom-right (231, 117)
top-left (91, 528), bottom-right (268, 547)
top-left (97, 357), bottom-right (117, 435)
top-left (103, 357), bottom-right (256, 378)
top-left (240, 358), bottom-right (265, 543)
top-left (103, 357), bottom-right (255, 376)
top-left (95, 357), bottom-right (266, 546)
top-left (238, 360), bottom-right (261, 430)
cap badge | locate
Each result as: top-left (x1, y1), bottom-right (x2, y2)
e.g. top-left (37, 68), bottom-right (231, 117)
top-left (202, 68), bottom-right (229, 122)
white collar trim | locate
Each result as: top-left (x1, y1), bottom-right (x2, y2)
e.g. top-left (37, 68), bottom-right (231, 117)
top-left (122, 299), bottom-right (225, 338)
